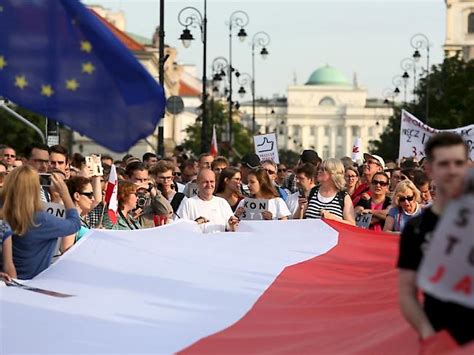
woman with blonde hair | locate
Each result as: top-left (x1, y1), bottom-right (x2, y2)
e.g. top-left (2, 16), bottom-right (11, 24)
top-left (303, 158), bottom-right (355, 224)
top-left (1, 166), bottom-right (81, 279)
top-left (383, 179), bottom-right (422, 233)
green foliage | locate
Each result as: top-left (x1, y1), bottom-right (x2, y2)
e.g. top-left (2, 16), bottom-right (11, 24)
top-left (0, 104), bottom-right (46, 155)
top-left (182, 100), bottom-right (253, 159)
top-left (369, 56), bottom-right (474, 160)
top-left (278, 149), bottom-right (300, 167)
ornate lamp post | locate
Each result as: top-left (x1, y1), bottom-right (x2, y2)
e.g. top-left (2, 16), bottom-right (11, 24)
top-left (251, 31), bottom-right (271, 134)
top-left (178, 3), bottom-right (208, 153)
top-left (410, 33), bottom-right (431, 123)
top-left (400, 57), bottom-right (417, 104)
top-left (392, 74), bottom-right (406, 103)
top-left (227, 11), bottom-right (249, 146)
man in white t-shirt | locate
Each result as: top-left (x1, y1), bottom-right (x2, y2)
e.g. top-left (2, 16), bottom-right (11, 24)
top-left (286, 163), bottom-right (317, 219)
top-left (177, 169), bottom-right (239, 233)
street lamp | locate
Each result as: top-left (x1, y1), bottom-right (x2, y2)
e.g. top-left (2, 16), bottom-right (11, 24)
top-left (251, 31), bottom-right (271, 134)
top-left (382, 88), bottom-right (396, 106)
top-left (227, 10), bottom-right (249, 146)
top-left (392, 74), bottom-right (407, 103)
top-left (236, 72), bottom-right (252, 99)
top-left (178, 3), bottom-right (208, 153)
top-left (400, 57), bottom-right (417, 104)
top-left (410, 33), bottom-right (431, 123)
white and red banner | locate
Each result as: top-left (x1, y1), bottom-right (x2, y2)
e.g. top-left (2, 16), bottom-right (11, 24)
top-left (104, 164), bottom-right (118, 224)
top-left (399, 110), bottom-right (474, 161)
top-left (352, 137), bottom-right (362, 162)
top-left (210, 124), bottom-right (218, 157)
top-left (3, 220), bottom-right (471, 353)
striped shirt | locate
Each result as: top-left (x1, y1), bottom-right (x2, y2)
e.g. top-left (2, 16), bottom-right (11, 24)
top-left (305, 188), bottom-right (345, 220)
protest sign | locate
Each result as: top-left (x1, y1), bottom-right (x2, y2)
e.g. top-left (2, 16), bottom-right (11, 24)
top-left (254, 133), bottom-right (279, 163)
top-left (44, 202), bottom-right (66, 219)
top-left (241, 198), bottom-right (268, 220)
top-left (85, 154), bottom-right (104, 176)
top-left (399, 110), bottom-right (474, 161)
top-left (352, 137), bottom-right (362, 162)
top-left (184, 182), bottom-right (198, 198)
top-left (355, 213), bottom-right (373, 229)
top-left (417, 169), bottom-right (474, 308)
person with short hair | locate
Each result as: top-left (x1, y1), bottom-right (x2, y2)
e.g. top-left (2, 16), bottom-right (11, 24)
top-left (235, 167), bottom-right (291, 220)
top-left (304, 159), bottom-right (355, 225)
top-left (177, 169), bottom-right (238, 232)
top-left (355, 172), bottom-right (391, 231)
top-left (198, 153), bottom-right (214, 170)
top-left (383, 180), bottom-right (422, 233)
top-left (286, 163), bottom-right (317, 219)
top-left (262, 160), bottom-right (288, 201)
top-left (283, 149), bottom-right (321, 193)
top-left (142, 152), bottom-right (158, 168)
top-left (276, 164), bottom-right (288, 187)
top-left (25, 143), bottom-right (50, 174)
top-left (412, 170), bottom-right (432, 206)
top-left (49, 144), bottom-right (68, 176)
top-left (398, 132), bottom-right (473, 345)
top-left (1, 146), bottom-right (16, 171)
top-left (211, 156), bottom-right (229, 177)
top-left (110, 181), bottom-right (142, 230)
top-left (215, 167), bottom-right (243, 212)
top-left (101, 155), bottom-right (114, 168)
top-left (150, 160), bottom-right (186, 215)
top-left (1, 166), bottom-right (81, 279)
top-left (180, 160), bottom-right (198, 184)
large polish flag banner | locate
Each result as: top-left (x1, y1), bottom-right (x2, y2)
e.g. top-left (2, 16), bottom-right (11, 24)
top-left (2, 220), bottom-right (470, 353)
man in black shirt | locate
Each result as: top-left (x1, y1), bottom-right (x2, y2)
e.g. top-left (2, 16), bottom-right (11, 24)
top-left (397, 132), bottom-right (473, 345)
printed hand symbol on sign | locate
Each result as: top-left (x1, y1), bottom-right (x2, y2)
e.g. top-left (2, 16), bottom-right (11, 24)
top-left (352, 146), bottom-right (359, 153)
top-left (257, 137), bottom-right (274, 153)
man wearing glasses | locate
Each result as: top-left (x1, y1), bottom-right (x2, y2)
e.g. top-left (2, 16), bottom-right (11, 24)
top-left (1, 146), bottom-right (16, 172)
top-left (351, 153), bottom-right (385, 206)
top-left (24, 143), bottom-right (51, 202)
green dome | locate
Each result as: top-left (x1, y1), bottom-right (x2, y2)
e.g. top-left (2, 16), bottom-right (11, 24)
top-left (305, 65), bottom-right (349, 86)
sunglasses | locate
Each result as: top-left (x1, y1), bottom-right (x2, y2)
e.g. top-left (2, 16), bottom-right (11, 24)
top-left (265, 169), bottom-right (276, 175)
top-left (364, 160), bottom-right (381, 166)
top-left (371, 180), bottom-right (389, 187)
top-left (278, 169), bottom-right (287, 173)
top-left (399, 195), bottom-right (415, 203)
top-left (80, 192), bottom-right (94, 199)
top-left (173, 172), bottom-right (182, 177)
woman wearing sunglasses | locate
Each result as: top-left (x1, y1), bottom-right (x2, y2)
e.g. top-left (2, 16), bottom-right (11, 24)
top-left (383, 180), bottom-right (422, 234)
top-left (354, 172), bottom-right (391, 231)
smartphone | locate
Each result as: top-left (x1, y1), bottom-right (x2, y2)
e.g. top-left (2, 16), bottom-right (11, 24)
top-left (298, 187), bottom-right (305, 198)
top-left (39, 173), bottom-right (52, 187)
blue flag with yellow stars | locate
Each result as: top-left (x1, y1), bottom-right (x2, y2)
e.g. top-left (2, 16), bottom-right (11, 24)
top-left (0, 0), bottom-right (166, 152)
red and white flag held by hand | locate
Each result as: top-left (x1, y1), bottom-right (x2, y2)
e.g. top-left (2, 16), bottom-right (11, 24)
top-left (352, 137), bottom-right (362, 162)
top-left (104, 164), bottom-right (118, 224)
top-left (210, 125), bottom-right (218, 157)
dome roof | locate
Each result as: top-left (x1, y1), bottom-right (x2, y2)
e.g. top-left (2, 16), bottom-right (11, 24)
top-left (305, 65), bottom-right (349, 86)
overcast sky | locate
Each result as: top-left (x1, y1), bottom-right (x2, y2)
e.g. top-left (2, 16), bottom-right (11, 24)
top-left (84, 0), bottom-right (446, 101)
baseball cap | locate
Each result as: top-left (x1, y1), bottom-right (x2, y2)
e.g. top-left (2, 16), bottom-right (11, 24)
top-left (241, 153), bottom-right (261, 168)
top-left (363, 153), bottom-right (385, 170)
top-left (300, 150), bottom-right (320, 164)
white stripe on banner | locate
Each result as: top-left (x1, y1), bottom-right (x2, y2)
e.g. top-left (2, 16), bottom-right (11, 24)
top-left (1, 220), bottom-right (337, 354)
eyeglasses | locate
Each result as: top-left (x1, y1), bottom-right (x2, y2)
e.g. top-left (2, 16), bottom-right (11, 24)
top-left (371, 180), bottom-right (389, 187)
top-left (278, 168), bottom-right (287, 173)
top-left (157, 176), bottom-right (173, 181)
top-left (345, 174), bottom-right (358, 179)
top-left (80, 192), bottom-right (94, 199)
top-left (399, 195), bottom-right (415, 203)
top-left (265, 169), bottom-right (276, 175)
top-left (364, 160), bottom-right (381, 167)
top-left (173, 172), bottom-right (182, 177)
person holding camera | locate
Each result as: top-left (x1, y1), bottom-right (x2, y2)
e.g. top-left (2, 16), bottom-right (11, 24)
top-left (126, 162), bottom-right (173, 227)
top-left (150, 161), bottom-right (186, 216)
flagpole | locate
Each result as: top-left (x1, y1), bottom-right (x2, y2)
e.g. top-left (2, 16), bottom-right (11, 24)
top-left (157, 0), bottom-right (165, 157)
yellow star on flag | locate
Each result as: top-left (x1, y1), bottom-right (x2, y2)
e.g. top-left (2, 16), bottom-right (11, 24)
top-left (14, 75), bottom-right (28, 89)
top-left (66, 79), bottom-right (79, 91)
top-left (82, 62), bottom-right (95, 75)
top-left (41, 84), bottom-right (54, 97)
top-left (80, 41), bottom-right (92, 53)
top-left (0, 56), bottom-right (7, 70)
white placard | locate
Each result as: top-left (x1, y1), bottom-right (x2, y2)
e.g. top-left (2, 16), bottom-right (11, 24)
top-left (417, 169), bottom-right (474, 308)
top-left (241, 198), bottom-right (268, 220)
top-left (399, 110), bottom-right (474, 161)
top-left (44, 202), bottom-right (66, 219)
top-left (253, 133), bottom-right (279, 164)
top-left (351, 137), bottom-right (362, 162)
top-left (184, 182), bottom-right (198, 198)
top-left (355, 213), bottom-right (373, 229)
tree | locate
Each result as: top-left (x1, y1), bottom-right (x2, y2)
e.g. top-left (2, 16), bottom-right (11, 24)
top-left (369, 56), bottom-right (474, 159)
top-left (278, 149), bottom-right (300, 167)
top-left (182, 100), bottom-right (253, 159)
top-left (0, 104), bottom-right (47, 154)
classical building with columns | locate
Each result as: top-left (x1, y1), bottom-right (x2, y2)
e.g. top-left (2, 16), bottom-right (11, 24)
top-left (241, 65), bottom-right (393, 159)
top-left (444, 0), bottom-right (474, 60)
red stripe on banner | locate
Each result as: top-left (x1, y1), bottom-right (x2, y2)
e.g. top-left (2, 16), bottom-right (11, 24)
top-left (181, 220), bottom-right (419, 354)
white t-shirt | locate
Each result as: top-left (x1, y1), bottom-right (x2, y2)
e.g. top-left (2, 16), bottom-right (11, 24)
top-left (177, 195), bottom-right (234, 233)
top-left (286, 192), bottom-right (300, 217)
top-left (176, 182), bottom-right (185, 193)
top-left (236, 197), bottom-right (291, 220)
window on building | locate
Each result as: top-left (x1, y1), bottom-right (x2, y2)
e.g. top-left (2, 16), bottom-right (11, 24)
top-left (319, 97), bottom-right (336, 106)
top-left (337, 127), bottom-right (343, 137)
top-left (293, 126), bottom-right (300, 137)
top-left (469, 13), bottom-right (474, 33)
top-left (310, 126), bottom-right (316, 135)
top-left (336, 145), bottom-right (344, 158)
top-left (323, 145), bottom-right (330, 159)
top-left (324, 126), bottom-right (330, 136)
top-left (352, 126), bottom-right (360, 137)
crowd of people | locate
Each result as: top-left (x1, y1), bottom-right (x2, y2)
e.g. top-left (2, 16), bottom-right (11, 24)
top-left (0, 132), bottom-right (472, 346)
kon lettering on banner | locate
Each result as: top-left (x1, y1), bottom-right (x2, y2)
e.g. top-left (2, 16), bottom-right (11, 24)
top-left (241, 198), bottom-right (268, 220)
top-left (417, 169), bottom-right (474, 308)
top-left (399, 110), bottom-right (474, 161)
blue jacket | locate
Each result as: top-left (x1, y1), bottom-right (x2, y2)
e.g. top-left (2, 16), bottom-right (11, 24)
top-left (12, 209), bottom-right (81, 280)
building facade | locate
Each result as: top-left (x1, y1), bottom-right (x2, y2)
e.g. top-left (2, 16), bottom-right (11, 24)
top-left (241, 65), bottom-right (393, 159)
top-left (444, 0), bottom-right (474, 60)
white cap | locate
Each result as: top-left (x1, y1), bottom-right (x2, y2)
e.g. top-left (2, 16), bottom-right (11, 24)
top-left (363, 153), bottom-right (385, 170)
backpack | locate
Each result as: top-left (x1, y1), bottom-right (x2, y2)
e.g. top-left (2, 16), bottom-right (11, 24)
top-left (170, 192), bottom-right (186, 213)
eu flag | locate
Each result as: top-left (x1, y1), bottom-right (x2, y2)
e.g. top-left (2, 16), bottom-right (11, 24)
top-left (0, 0), bottom-right (166, 152)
